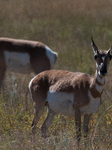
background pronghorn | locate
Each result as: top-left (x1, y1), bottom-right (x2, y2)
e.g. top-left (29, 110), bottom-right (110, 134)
top-left (29, 38), bottom-right (112, 142)
top-left (0, 37), bottom-right (58, 88)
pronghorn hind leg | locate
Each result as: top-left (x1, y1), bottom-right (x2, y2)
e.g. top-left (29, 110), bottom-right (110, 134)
top-left (41, 106), bottom-right (55, 138)
top-left (83, 114), bottom-right (92, 138)
top-left (31, 100), bottom-right (45, 142)
top-left (75, 109), bottom-right (81, 142)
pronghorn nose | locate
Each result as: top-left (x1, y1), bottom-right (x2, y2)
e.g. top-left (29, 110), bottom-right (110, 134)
top-left (99, 63), bottom-right (107, 75)
top-left (100, 67), bottom-right (107, 75)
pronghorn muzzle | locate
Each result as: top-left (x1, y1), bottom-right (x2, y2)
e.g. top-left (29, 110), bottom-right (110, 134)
top-left (99, 64), bottom-right (108, 76)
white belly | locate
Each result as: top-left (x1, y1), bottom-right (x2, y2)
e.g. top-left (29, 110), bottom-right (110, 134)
top-left (4, 51), bottom-right (32, 74)
top-left (46, 91), bottom-right (75, 116)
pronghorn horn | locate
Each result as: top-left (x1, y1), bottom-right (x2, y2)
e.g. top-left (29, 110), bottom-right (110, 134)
top-left (108, 47), bottom-right (112, 61)
top-left (91, 37), bottom-right (99, 54)
top-left (108, 46), bottom-right (112, 54)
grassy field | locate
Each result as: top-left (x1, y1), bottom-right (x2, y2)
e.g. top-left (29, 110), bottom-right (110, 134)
top-left (0, 0), bottom-right (112, 149)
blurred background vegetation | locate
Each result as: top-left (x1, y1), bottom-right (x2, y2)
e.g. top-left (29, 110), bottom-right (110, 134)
top-left (0, 0), bottom-right (112, 149)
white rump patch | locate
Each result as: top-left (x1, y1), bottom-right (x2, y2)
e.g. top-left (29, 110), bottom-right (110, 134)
top-left (28, 75), bottom-right (37, 90)
top-left (46, 91), bottom-right (75, 116)
top-left (45, 46), bottom-right (58, 68)
top-left (4, 51), bottom-right (32, 73)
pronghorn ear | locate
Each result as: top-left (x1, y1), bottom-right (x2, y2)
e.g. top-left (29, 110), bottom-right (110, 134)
top-left (91, 37), bottom-right (99, 54)
top-left (108, 46), bottom-right (112, 60)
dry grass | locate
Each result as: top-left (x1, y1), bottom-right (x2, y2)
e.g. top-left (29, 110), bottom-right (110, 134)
top-left (0, 0), bottom-right (112, 149)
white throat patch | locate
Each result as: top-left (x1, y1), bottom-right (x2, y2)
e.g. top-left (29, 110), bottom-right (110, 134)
top-left (96, 71), bottom-right (105, 85)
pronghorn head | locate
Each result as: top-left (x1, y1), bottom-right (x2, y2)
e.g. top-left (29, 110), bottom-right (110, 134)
top-left (91, 37), bottom-right (112, 77)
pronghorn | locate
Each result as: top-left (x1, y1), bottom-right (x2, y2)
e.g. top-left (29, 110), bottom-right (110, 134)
top-left (0, 37), bottom-right (58, 88)
top-left (29, 38), bottom-right (112, 142)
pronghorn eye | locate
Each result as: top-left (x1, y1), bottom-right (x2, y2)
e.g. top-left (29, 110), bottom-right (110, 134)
top-left (94, 55), bottom-right (97, 60)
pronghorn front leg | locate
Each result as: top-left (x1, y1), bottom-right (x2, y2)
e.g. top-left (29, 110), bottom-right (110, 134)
top-left (0, 67), bottom-right (6, 90)
top-left (75, 109), bottom-right (81, 142)
top-left (83, 114), bottom-right (92, 137)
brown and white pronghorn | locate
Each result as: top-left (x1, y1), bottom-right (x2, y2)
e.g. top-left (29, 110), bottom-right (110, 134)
top-left (0, 37), bottom-right (58, 88)
top-left (29, 38), bottom-right (112, 142)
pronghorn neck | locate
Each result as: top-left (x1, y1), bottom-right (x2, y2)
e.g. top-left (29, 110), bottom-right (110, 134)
top-left (90, 70), bottom-right (105, 98)
top-left (95, 70), bottom-right (105, 85)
